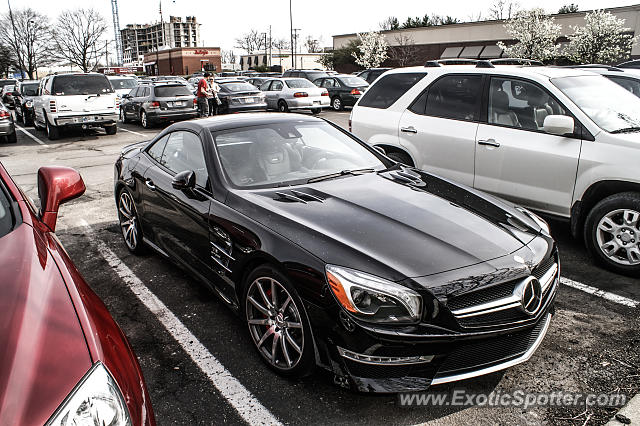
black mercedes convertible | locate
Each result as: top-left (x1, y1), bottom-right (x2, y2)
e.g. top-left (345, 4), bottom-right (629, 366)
top-left (114, 113), bottom-right (559, 392)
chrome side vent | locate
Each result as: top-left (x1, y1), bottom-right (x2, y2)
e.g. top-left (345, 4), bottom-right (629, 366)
top-left (275, 189), bottom-right (325, 204)
top-left (383, 168), bottom-right (426, 188)
top-left (210, 225), bottom-right (234, 274)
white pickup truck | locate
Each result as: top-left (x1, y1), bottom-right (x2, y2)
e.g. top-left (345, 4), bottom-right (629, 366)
top-left (34, 73), bottom-right (119, 140)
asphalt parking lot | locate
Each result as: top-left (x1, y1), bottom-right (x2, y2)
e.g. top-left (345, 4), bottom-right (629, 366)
top-left (1, 110), bottom-right (639, 425)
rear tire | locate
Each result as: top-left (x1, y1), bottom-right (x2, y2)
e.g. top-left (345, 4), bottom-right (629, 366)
top-left (141, 111), bottom-right (152, 129)
top-left (278, 100), bottom-right (289, 113)
top-left (584, 192), bottom-right (640, 276)
top-left (387, 151), bottom-right (413, 166)
top-left (331, 96), bottom-right (343, 111)
top-left (117, 188), bottom-right (145, 255)
top-left (311, 108), bottom-right (321, 115)
top-left (105, 124), bottom-right (117, 135)
top-left (46, 119), bottom-right (60, 140)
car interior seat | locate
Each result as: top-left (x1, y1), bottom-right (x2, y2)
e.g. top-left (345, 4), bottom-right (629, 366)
top-left (490, 89), bottom-right (521, 128)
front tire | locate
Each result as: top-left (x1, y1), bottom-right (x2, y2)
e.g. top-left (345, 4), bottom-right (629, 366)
top-left (584, 192), bottom-right (640, 276)
top-left (105, 124), bottom-right (117, 135)
top-left (117, 188), bottom-right (145, 254)
top-left (244, 265), bottom-right (315, 378)
top-left (278, 100), bottom-right (289, 113)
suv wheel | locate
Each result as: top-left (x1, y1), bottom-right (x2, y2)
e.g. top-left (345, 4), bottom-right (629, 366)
top-left (278, 100), bottom-right (289, 113)
top-left (105, 124), bottom-right (117, 135)
top-left (7, 131), bottom-right (17, 143)
top-left (387, 151), bottom-right (413, 166)
top-left (331, 96), bottom-right (342, 111)
top-left (584, 192), bottom-right (640, 276)
top-left (46, 119), bottom-right (60, 140)
top-left (243, 265), bottom-right (315, 377)
top-left (120, 108), bottom-right (130, 124)
top-left (141, 111), bottom-right (152, 129)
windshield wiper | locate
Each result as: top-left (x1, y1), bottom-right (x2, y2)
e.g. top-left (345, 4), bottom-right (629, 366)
top-left (307, 168), bottom-right (375, 183)
top-left (611, 127), bottom-right (640, 134)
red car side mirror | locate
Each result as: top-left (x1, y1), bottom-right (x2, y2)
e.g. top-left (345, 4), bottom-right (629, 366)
top-left (38, 166), bottom-right (86, 232)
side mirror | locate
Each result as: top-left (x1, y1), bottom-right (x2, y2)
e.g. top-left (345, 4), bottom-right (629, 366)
top-left (38, 166), bottom-right (86, 232)
top-left (172, 170), bottom-right (196, 190)
top-left (543, 115), bottom-right (574, 136)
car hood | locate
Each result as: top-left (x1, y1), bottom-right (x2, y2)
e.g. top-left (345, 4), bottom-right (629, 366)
top-left (231, 168), bottom-right (542, 280)
top-left (0, 224), bottom-right (91, 425)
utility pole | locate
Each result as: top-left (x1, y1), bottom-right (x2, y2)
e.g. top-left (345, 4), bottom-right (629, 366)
top-left (269, 25), bottom-right (272, 68)
top-left (289, 0), bottom-right (294, 71)
top-left (293, 29), bottom-right (301, 69)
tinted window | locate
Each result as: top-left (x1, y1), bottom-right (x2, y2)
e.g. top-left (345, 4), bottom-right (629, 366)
top-left (143, 87), bottom-right (150, 97)
top-left (0, 183), bottom-right (16, 239)
top-left (147, 134), bottom-right (169, 162)
top-left (607, 76), bottom-right (640, 98)
top-left (359, 73), bottom-right (426, 109)
top-left (425, 75), bottom-right (482, 121)
top-left (220, 82), bottom-right (257, 92)
top-left (339, 76), bottom-right (368, 87)
top-left (305, 72), bottom-right (328, 81)
top-left (489, 77), bottom-right (567, 131)
top-left (52, 74), bottom-right (114, 96)
top-left (285, 79), bottom-right (315, 89)
top-left (271, 81), bottom-right (284, 91)
top-left (260, 81), bottom-right (272, 91)
top-left (154, 85), bottom-right (192, 97)
top-left (409, 90), bottom-right (428, 115)
top-left (161, 132), bottom-right (208, 187)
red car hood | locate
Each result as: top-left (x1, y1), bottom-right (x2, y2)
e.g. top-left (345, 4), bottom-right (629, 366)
top-left (0, 223), bottom-right (91, 425)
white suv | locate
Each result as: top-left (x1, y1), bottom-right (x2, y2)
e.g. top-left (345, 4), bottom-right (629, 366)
top-left (34, 73), bottom-right (119, 140)
top-left (351, 64), bottom-right (640, 275)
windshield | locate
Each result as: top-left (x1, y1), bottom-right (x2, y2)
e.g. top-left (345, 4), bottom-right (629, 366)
top-left (552, 75), bottom-right (640, 133)
top-left (221, 82), bottom-right (258, 92)
top-left (21, 83), bottom-right (39, 96)
top-left (212, 121), bottom-right (384, 188)
top-left (340, 76), bottom-right (368, 87)
top-left (154, 85), bottom-right (192, 97)
top-left (52, 75), bottom-right (114, 96)
top-left (285, 79), bottom-right (315, 89)
top-left (110, 78), bottom-right (137, 89)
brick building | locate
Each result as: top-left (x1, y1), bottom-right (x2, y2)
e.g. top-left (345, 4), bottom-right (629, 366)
top-left (143, 47), bottom-right (221, 76)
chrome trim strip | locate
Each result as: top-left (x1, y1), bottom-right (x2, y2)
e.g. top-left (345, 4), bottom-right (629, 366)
top-left (338, 347), bottom-right (434, 366)
top-left (540, 263), bottom-right (558, 293)
top-left (290, 189), bottom-right (324, 202)
top-left (431, 313), bottom-right (552, 385)
top-left (210, 240), bottom-right (235, 261)
top-left (210, 255), bottom-right (232, 273)
top-left (454, 301), bottom-right (522, 318)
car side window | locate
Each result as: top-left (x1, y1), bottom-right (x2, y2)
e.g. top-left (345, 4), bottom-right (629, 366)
top-left (359, 73), bottom-right (427, 109)
top-left (161, 131), bottom-right (209, 188)
top-left (322, 79), bottom-right (335, 88)
top-left (425, 75), bottom-right (482, 121)
top-left (271, 81), bottom-right (283, 91)
top-left (143, 87), bottom-right (150, 97)
top-left (488, 77), bottom-right (568, 131)
top-left (607, 76), bottom-right (640, 97)
top-left (313, 79), bottom-right (322, 87)
top-left (359, 71), bottom-right (369, 81)
top-left (260, 81), bottom-right (272, 91)
top-left (147, 134), bottom-right (169, 162)
top-left (128, 87), bottom-right (138, 97)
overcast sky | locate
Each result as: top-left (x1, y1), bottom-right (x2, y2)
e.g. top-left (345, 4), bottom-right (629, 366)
top-left (3, 0), bottom-right (639, 54)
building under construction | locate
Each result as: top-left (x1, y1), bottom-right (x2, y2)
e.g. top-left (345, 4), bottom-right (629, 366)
top-left (121, 16), bottom-right (201, 67)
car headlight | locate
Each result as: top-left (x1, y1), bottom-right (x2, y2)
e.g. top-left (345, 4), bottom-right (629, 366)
top-left (25, 100), bottom-right (33, 108)
top-left (517, 207), bottom-right (550, 234)
top-left (46, 362), bottom-right (132, 426)
top-left (325, 265), bottom-right (422, 323)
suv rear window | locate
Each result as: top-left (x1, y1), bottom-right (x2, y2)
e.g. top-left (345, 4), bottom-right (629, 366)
top-left (358, 73), bottom-right (426, 109)
top-left (154, 85), bottom-right (192, 97)
top-left (52, 75), bottom-right (114, 96)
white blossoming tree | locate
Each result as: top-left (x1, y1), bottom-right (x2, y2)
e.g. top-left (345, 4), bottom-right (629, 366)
top-left (352, 31), bottom-right (388, 69)
top-left (567, 10), bottom-right (637, 64)
top-left (497, 8), bottom-right (561, 61)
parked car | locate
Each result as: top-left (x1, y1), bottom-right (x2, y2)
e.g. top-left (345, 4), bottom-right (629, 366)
top-left (282, 69), bottom-right (329, 82)
top-left (2, 84), bottom-right (16, 108)
top-left (0, 78), bottom-right (17, 93)
top-left (356, 68), bottom-right (391, 84)
top-left (313, 74), bottom-right (369, 111)
top-left (33, 73), bottom-right (119, 140)
top-left (246, 77), bottom-right (273, 89)
top-left (568, 65), bottom-right (640, 98)
top-left (260, 78), bottom-right (329, 113)
top-left (0, 101), bottom-right (16, 143)
top-left (108, 75), bottom-right (139, 98)
top-left (14, 80), bottom-right (39, 126)
top-left (0, 162), bottom-right (155, 425)
top-left (114, 113), bottom-right (557, 392)
top-left (216, 80), bottom-right (267, 113)
top-left (119, 82), bottom-right (198, 128)
top-left (351, 63), bottom-right (640, 275)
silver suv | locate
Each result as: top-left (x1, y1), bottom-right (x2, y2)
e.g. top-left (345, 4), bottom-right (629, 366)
top-left (351, 63), bottom-right (640, 276)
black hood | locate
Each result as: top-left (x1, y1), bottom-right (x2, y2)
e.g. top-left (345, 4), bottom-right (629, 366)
top-left (229, 169), bottom-right (543, 281)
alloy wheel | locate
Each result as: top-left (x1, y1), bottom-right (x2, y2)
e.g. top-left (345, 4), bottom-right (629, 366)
top-left (332, 97), bottom-right (342, 111)
top-left (141, 111), bottom-right (148, 128)
top-left (118, 191), bottom-right (139, 251)
top-left (596, 208), bottom-right (640, 266)
top-left (120, 109), bottom-right (126, 122)
top-left (246, 276), bottom-right (304, 370)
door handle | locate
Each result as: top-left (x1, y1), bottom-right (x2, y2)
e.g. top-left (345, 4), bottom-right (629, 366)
top-left (145, 179), bottom-right (156, 190)
top-left (478, 139), bottom-right (501, 147)
top-left (401, 126), bottom-right (417, 134)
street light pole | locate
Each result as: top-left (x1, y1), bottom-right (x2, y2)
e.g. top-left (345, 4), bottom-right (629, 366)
top-left (289, 0), bottom-right (293, 71)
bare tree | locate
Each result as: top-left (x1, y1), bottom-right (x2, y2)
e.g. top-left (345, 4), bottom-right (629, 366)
top-left (0, 8), bottom-right (54, 79)
top-left (467, 11), bottom-right (484, 22)
top-left (221, 49), bottom-right (237, 64)
top-left (51, 9), bottom-right (107, 72)
top-left (489, 0), bottom-right (520, 20)
top-left (0, 44), bottom-right (16, 77)
top-left (388, 34), bottom-right (418, 67)
top-left (379, 16), bottom-right (400, 31)
top-left (304, 36), bottom-right (323, 53)
top-left (234, 30), bottom-right (266, 54)
top-left (272, 38), bottom-right (290, 50)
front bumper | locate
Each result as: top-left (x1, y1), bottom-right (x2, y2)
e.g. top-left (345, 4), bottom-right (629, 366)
top-left (287, 97), bottom-right (330, 109)
top-left (146, 108), bottom-right (198, 122)
top-left (55, 112), bottom-right (118, 127)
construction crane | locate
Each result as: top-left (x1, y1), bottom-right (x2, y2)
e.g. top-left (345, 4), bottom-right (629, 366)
top-left (110, 0), bottom-right (123, 66)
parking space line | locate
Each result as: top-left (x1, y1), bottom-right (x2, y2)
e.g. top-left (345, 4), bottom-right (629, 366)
top-left (15, 124), bottom-right (47, 146)
top-left (560, 277), bottom-right (639, 308)
top-left (119, 127), bottom-right (147, 137)
top-left (80, 221), bottom-right (282, 426)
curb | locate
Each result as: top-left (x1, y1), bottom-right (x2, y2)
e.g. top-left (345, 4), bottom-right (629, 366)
top-left (607, 394), bottom-right (640, 425)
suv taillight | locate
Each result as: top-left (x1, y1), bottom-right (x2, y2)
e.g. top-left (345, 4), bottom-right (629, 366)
top-left (0, 110), bottom-right (9, 119)
top-left (149, 101), bottom-right (160, 108)
top-left (293, 92), bottom-right (308, 98)
top-left (49, 100), bottom-right (57, 113)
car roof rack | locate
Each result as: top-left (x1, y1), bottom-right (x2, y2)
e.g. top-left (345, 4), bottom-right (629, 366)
top-left (424, 60), bottom-right (441, 67)
top-left (437, 58), bottom-right (478, 65)
top-left (570, 64), bottom-right (623, 72)
top-left (490, 58), bottom-right (543, 66)
top-left (476, 60), bottom-right (495, 68)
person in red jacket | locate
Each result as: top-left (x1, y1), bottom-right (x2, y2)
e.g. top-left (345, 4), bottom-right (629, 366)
top-left (197, 73), bottom-right (210, 117)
